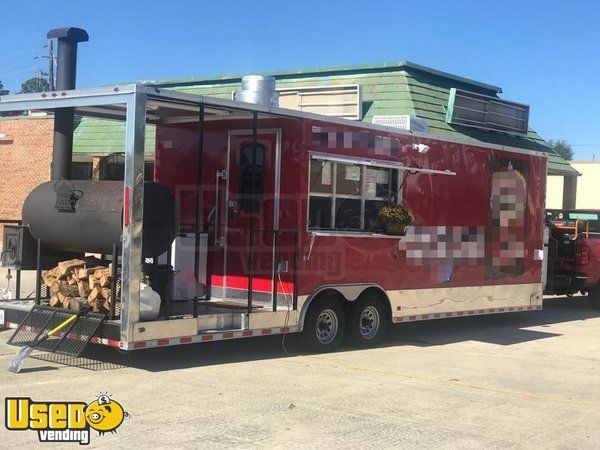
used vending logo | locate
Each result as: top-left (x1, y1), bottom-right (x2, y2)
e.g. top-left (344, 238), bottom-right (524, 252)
top-left (5, 394), bottom-right (129, 445)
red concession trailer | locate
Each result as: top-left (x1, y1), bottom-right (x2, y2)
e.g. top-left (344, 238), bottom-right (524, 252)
top-left (0, 84), bottom-right (547, 353)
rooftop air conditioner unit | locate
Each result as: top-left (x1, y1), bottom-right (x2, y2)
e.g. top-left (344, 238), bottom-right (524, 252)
top-left (372, 115), bottom-right (431, 134)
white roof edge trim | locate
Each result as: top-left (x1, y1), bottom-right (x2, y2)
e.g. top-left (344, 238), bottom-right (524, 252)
top-left (309, 151), bottom-right (456, 176)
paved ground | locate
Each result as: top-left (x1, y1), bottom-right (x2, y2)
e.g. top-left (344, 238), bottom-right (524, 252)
top-left (1, 295), bottom-right (599, 449)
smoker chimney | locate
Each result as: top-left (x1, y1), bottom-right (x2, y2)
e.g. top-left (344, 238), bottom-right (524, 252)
top-left (47, 27), bottom-right (89, 180)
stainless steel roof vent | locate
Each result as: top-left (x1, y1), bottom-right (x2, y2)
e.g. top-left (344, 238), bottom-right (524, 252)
top-left (234, 75), bottom-right (279, 107)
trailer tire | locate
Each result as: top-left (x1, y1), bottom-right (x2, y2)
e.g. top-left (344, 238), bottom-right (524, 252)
top-left (348, 294), bottom-right (387, 348)
top-left (589, 284), bottom-right (600, 310)
top-left (302, 297), bottom-right (345, 353)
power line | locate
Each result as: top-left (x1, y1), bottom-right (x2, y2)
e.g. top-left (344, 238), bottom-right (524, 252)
top-left (0, 67), bottom-right (36, 77)
top-left (0, 51), bottom-right (28, 62)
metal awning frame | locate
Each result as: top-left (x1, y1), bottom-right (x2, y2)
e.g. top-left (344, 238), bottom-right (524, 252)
top-left (309, 151), bottom-right (456, 176)
top-left (0, 85), bottom-right (303, 344)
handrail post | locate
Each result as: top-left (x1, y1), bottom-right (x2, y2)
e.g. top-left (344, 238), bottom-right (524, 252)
top-left (247, 219), bottom-right (254, 316)
top-left (35, 239), bottom-right (42, 305)
top-left (272, 230), bottom-right (279, 312)
top-left (15, 269), bottom-right (21, 301)
top-left (109, 244), bottom-right (118, 320)
top-left (293, 231), bottom-right (299, 310)
top-left (193, 103), bottom-right (205, 318)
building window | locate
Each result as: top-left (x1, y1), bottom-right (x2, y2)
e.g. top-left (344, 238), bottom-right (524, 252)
top-left (308, 157), bottom-right (399, 232)
top-left (97, 154), bottom-right (154, 181)
top-left (239, 143), bottom-right (265, 213)
top-left (71, 161), bottom-right (93, 180)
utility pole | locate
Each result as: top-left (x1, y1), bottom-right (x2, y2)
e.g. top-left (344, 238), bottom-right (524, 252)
top-left (48, 39), bottom-right (55, 91)
top-left (34, 40), bottom-right (56, 91)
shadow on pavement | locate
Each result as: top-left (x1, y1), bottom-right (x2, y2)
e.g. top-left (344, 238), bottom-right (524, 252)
top-left (389, 295), bottom-right (597, 347)
top-left (8, 295), bottom-right (599, 373)
top-left (17, 365), bottom-right (60, 374)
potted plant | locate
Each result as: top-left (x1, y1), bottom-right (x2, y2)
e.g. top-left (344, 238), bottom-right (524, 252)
top-left (377, 205), bottom-right (414, 235)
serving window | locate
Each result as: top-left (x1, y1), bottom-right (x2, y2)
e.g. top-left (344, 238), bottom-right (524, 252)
top-left (308, 157), bottom-right (399, 232)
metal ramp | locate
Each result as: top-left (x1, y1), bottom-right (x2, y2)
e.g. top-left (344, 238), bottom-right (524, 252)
top-left (7, 305), bottom-right (106, 357)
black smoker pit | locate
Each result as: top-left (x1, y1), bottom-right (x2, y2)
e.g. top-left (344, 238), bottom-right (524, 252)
top-left (22, 180), bottom-right (176, 257)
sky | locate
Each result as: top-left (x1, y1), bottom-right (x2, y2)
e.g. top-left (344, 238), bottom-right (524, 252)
top-left (1, 0), bottom-right (599, 160)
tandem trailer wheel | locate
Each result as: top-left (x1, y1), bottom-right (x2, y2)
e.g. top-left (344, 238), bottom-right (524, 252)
top-left (347, 294), bottom-right (387, 348)
top-left (302, 297), bottom-right (346, 353)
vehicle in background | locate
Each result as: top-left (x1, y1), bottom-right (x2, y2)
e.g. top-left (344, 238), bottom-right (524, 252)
top-left (545, 209), bottom-right (600, 309)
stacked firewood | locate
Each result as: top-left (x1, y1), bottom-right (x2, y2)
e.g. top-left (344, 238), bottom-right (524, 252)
top-left (41, 258), bottom-right (120, 316)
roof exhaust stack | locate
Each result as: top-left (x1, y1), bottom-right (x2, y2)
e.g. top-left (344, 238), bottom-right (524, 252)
top-left (47, 27), bottom-right (89, 180)
top-left (234, 75), bottom-right (279, 107)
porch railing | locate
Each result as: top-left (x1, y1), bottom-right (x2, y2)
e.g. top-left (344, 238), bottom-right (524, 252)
top-left (247, 224), bottom-right (299, 315)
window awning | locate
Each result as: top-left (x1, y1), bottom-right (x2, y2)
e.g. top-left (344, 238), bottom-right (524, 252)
top-left (309, 151), bottom-right (456, 176)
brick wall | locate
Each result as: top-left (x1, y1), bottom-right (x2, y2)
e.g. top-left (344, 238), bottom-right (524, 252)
top-left (0, 117), bottom-right (53, 242)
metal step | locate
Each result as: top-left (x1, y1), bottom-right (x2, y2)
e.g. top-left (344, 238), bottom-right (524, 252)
top-left (7, 305), bottom-right (106, 357)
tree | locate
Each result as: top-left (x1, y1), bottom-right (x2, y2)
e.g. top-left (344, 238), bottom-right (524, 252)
top-left (19, 77), bottom-right (50, 94)
top-left (548, 139), bottom-right (574, 161)
top-left (0, 81), bottom-right (18, 116)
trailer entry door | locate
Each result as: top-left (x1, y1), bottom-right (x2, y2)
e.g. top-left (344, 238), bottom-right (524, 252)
top-left (222, 131), bottom-right (281, 308)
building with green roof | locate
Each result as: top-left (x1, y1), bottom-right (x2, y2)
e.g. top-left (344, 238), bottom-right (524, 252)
top-left (72, 61), bottom-right (579, 207)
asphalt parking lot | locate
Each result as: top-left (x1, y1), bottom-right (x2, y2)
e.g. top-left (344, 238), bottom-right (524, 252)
top-left (1, 295), bottom-right (599, 448)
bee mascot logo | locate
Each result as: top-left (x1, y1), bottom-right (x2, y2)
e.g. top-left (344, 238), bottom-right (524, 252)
top-left (5, 393), bottom-right (129, 445)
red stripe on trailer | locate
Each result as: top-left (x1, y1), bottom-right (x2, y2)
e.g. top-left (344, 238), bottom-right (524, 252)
top-left (123, 187), bottom-right (131, 227)
top-left (261, 328), bottom-right (272, 335)
top-left (222, 332), bottom-right (234, 339)
top-left (211, 274), bottom-right (295, 295)
top-left (180, 336), bottom-right (192, 344)
top-left (201, 335), bottom-right (213, 341)
top-left (157, 339), bottom-right (170, 346)
top-left (243, 330), bottom-right (253, 337)
top-left (133, 341), bottom-right (146, 349)
top-left (89, 337), bottom-right (121, 347)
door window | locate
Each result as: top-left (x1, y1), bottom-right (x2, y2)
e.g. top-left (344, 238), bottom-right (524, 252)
top-left (239, 143), bottom-right (265, 213)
